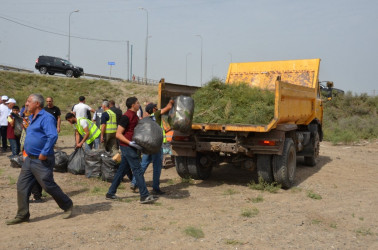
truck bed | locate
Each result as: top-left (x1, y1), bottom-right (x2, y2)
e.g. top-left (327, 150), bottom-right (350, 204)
top-left (159, 58), bottom-right (322, 133)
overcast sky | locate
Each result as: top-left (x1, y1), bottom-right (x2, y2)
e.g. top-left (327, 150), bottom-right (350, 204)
top-left (0, 0), bottom-right (377, 94)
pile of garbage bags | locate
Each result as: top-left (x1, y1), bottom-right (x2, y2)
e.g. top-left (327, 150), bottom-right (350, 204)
top-left (66, 148), bottom-right (119, 182)
top-left (8, 148), bottom-right (120, 183)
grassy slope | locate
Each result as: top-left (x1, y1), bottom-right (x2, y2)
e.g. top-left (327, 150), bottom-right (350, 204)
top-left (0, 71), bottom-right (158, 135)
top-left (322, 92), bottom-right (378, 143)
top-left (1, 71), bottom-right (377, 143)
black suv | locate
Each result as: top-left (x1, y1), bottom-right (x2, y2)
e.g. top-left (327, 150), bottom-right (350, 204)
top-left (35, 56), bottom-right (84, 78)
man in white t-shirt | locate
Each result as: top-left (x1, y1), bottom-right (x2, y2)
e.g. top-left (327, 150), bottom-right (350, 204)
top-left (0, 95), bottom-right (10, 152)
top-left (72, 96), bottom-right (95, 119)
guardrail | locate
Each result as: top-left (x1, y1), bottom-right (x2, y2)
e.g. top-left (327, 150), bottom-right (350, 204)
top-left (0, 64), bottom-right (159, 85)
top-left (83, 73), bottom-right (124, 82)
top-left (0, 64), bottom-right (34, 73)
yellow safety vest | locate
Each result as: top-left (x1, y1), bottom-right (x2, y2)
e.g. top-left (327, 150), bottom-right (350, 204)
top-left (105, 109), bottom-right (117, 134)
top-left (75, 118), bottom-right (101, 144)
top-left (151, 113), bottom-right (167, 143)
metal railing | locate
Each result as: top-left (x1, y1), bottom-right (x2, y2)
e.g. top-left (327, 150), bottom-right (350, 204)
top-left (132, 76), bottom-right (159, 85)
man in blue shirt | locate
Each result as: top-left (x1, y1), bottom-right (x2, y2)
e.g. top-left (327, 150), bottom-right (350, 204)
top-left (6, 94), bottom-right (73, 225)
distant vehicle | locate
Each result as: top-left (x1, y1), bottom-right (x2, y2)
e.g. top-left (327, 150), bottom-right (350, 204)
top-left (319, 81), bottom-right (344, 99)
top-left (35, 56), bottom-right (84, 78)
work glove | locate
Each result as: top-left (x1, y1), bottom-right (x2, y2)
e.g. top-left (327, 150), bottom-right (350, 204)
top-left (129, 141), bottom-right (143, 151)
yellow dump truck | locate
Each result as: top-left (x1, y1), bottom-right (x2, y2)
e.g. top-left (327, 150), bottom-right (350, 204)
top-left (159, 59), bottom-right (323, 188)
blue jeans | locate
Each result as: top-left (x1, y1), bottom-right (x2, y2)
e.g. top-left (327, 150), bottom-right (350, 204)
top-left (16, 155), bottom-right (72, 219)
top-left (9, 138), bottom-right (21, 156)
top-left (85, 137), bottom-right (100, 152)
top-left (107, 146), bottom-right (149, 198)
top-left (132, 148), bottom-right (163, 191)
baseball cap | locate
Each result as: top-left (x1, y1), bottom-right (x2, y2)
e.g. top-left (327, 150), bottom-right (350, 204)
top-left (145, 103), bottom-right (157, 114)
top-left (1, 95), bottom-right (8, 100)
top-left (6, 98), bottom-right (16, 104)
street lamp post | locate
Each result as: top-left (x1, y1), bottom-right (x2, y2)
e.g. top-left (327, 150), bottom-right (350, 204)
top-left (195, 35), bottom-right (203, 86)
top-left (68, 9), bottom-right (79, 62)
top-left (186, 52), bottom-right (191, 85)
top-left (139, 7), bottom-right (149, 84)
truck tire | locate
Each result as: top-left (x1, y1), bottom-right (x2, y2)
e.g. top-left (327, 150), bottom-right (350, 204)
top-left (256, 154), bottom-right (274, 183)
top-left (272, 138), bottom-right (296, 189)
top-left (187, 155), bottom-right (212, 180)
top-left (175, 156), bottom-right (190, 178)
top-left (304, 131), bottom-right (320, 167)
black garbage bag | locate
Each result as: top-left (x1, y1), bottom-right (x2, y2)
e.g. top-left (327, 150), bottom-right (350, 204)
top-left (10, 155), bottom-right (23, 168)
top-left (132, 117), bottom-right (163, 154)
top-left (101, 153), bottom-right (119, 182)
top-left (54, 150), bottom-right (68, 172)
top-left (85, 149), bottom-right (105, 178)
top-left (13, 116), bottom-right (24, 137)
top-left (67, 148), bottom-right (86, 175)
top-left (168, 95), bottom-right (194, 133)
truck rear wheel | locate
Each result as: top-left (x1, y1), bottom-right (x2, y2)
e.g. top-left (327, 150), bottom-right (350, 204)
top-left (175, 155), bottom-right (212, 180)
top-left (304, 131), bottom-right (320, 167)
top-left (256, 154), bottom-right (274, 183)
top-left (175, 156), bottom-right (190, 178)
top-left (273, 138), bottom-right (296, 189)
top-left (187, 154), bottom-right (212, 180)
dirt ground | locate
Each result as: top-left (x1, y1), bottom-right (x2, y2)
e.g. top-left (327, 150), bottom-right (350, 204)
top-left (0, 135), bottom-right (377, 249)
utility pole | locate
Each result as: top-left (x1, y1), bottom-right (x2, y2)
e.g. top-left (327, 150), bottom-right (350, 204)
top-left (126, 40), bottom-right (129, 81)
top-left (139, 7), bottom-right (149, 84)
top-left (130, 44), bottom-right (133, 81)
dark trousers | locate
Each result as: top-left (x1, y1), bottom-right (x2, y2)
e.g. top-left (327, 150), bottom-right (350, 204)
top-left (101, 133), bottom-right (117, 155)
top-left (31, 182), bottom-right (42, 199)
top-left (16, 155), bottom-right (72, 219)
top-left (0, 126), bottom-right (7, 150)
top-left (107, 146), bottom-right (149, 198)
top-left (9, 138), bottom-right (21, 156)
